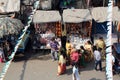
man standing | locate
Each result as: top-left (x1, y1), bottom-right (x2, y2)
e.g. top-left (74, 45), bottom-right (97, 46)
top-left (50, 38), bottom-right (59, 61)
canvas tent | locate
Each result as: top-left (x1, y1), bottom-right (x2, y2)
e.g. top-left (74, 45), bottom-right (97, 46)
top-left (63, 9), bottom-right (92, 23)
top-left (33, 10), bottom-right (61, 36)
top-left (0, 0), bottom-right (20, 13)
top-left (91, 7), bottom-right (120, 34)
top-left (91, 7), bottom-right (119, 44)
top-left (32, 10), bottom-right (62, 49)
top-left (63, 9), bottom-right (92, 49)
top-left (33, 10), bottom-right (61, 23)
top-left (91, 7), bottom-right (120, 22)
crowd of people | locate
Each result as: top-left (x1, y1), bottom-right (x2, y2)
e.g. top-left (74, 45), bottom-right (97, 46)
top-left (48, 36), bottom-right (107, 80)
top-left (1, 35), bottom-right (119, 79)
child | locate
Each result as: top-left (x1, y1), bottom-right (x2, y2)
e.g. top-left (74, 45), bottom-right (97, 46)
top-left (93, 46), bottom-right (102, 71)
top-left (72, 63), bottom-right (80, 80)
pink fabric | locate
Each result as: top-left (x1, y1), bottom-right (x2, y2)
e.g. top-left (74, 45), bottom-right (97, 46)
top-left (0, 58), bottom-right (3, 62)
top-left (70, 52), bottom-right (79, 63)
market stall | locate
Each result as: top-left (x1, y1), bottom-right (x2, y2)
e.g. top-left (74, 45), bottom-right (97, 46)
top-left (91, 7), bottom-right (120, 44)
top-left (63, 9), bottom-right (92, 49)
top-left (33, 10), bottom-right (62, 49)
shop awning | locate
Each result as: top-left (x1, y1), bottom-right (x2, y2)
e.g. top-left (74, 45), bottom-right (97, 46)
top-left (91, 7), bottom-right (120, 22)
top-left (63, 9), bottom-right (92, 23)
top-left (33, 10), bottom-right (61, 23)
top-left (0, 0), bottom-right (20, 13)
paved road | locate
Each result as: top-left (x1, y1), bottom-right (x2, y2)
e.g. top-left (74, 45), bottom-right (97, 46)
top-left (0, 52), bottom-right (120, 80)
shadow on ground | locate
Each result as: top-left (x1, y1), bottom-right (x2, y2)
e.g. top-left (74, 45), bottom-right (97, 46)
top-left (13, 49), bottom-right (51, 62)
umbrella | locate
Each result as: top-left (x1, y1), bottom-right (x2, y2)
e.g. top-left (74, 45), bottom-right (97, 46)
top-left (0, 17), bottom-right (24, 38)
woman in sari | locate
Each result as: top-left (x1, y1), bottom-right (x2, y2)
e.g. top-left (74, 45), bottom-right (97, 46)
top-left (57, 49), bottom-right (66, 75)
top-left (66, 40), bottom-right (72, 65)
top-left (84, 40), bottom-right (93, 62)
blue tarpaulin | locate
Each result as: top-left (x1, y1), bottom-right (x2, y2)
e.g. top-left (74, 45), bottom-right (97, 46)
top-left (92, 20), bottom-right (115, 34)
top-left (113, 43), bottom-right (120, 54)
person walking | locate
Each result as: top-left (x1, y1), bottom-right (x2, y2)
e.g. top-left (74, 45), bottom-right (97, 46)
top-left (50, 38), bottom-right (59, 61)
top-left (66, 40), bottom-right (72, 65)
top-left (93, 46), bottom-right (102, 71)
top-left (84, 40), bottom-right (93, 62)
top-left (57, 49), bottom-right (66, 75)
top-left (72, 63), bottom-right (80, 80)
top-left (66, 40), bottom-right (72, 56)
top-left (79, 46), bottom-right (87, 67)
top-left (70, 48), bottom-right (80, 66)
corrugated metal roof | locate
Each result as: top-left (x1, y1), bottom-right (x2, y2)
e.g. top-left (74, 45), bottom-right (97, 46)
top-left (33, 10), bottom-right (61, 23)
top-left (63, 9), bottom-right (92, 23)
top-left (0, 0), bottom-right (20, 13)
top-left (91, 7), bottom-right (120, 22)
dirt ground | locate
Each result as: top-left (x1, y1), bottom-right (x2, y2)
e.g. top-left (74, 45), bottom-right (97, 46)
top-left (0, 52), bottom-right (119, 80)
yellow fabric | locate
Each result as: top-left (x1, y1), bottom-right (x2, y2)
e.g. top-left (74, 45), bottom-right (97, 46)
top-left (84, 43), bottom-right (93, 61)
top-left (96, 40), bottom-right (105, 49)
top-left (95, 39), bottom-right (106, 60)
top-left (59, 55), bottom-right (66, 64)
top-left (84, 44), bottom-right (92, 51)
top-left (66, 42), bottom-right (71, 55)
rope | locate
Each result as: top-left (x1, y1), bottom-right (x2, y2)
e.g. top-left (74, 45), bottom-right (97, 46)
top-left (0, 1), bottom-right (39, 80)
top-left (106, 0), bottom-right (113, 80)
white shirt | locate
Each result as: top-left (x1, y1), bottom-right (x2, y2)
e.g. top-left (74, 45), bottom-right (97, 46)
top-left (94, 50), bottom-right (101, 61)
top-left (112, 55), bottom-right (115, 63)
top-left (72, 66), bottom-right (80, 80)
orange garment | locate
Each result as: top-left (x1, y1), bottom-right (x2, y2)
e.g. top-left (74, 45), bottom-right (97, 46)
top-left (57, 55), bottom-right (66, 75)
